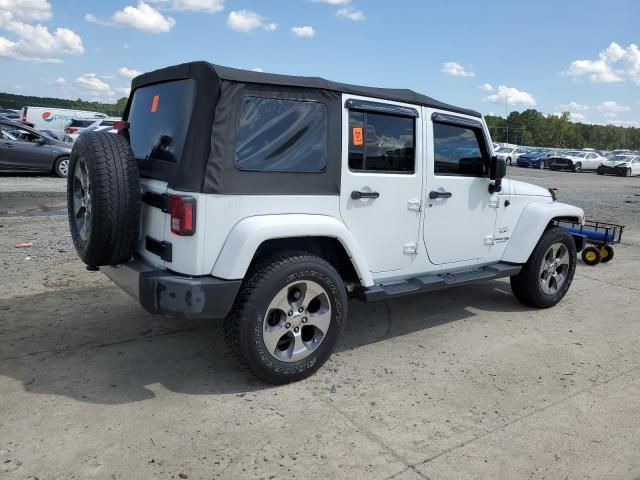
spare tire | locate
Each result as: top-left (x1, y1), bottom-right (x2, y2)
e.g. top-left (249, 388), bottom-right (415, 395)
top-left (67, 131), bottom-right (140, 267)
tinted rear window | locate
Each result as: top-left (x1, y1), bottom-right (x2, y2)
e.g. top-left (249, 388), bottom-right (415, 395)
top-left (234, 96), bottom-right (328, 172)
top-left (69, 119), bottom-right (95, 127)
top-left (128, 79), bottom-right (196, 164)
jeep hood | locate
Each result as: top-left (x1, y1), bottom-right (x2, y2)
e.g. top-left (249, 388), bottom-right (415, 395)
top-left (506, 179), bottom-right (552, 198)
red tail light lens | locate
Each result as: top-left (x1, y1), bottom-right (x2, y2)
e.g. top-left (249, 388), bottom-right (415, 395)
top-left (169, 195), bottom-right (196, 236)
top-left (112, 120), bottom-right (129, 131)
top-left (66, 127), bottom-right (78, 134)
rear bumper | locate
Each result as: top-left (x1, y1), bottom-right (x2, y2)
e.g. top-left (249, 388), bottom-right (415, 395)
top-left (102, 257), bottom-right (241, 319)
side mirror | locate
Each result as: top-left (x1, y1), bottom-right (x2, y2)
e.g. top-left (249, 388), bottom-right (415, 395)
top-left (489, 155), bottom-right (506, 193)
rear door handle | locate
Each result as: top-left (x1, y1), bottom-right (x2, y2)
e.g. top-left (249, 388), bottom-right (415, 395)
top-left (429, 191), bottom-right (452, 199)
top-left (351, 190), bottom-right (380, 200)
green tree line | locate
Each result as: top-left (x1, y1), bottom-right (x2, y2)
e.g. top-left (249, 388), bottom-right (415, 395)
top-left (0, 92), bottom-right (127, 117)
top-left (486, 109), bottom-right (640, 151)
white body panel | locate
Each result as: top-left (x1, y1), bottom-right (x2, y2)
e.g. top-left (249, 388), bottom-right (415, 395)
top-left (22, 107), bottom-right (107, 139)
top-left (339, 95), bottom-right (423, 273)
top-left (133, 94), bottom-right (584, 289)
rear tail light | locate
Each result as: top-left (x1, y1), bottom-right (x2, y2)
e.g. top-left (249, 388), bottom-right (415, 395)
top-left (112, 120), bottom-right (129, 131)
top-left (169, 195), bottom-right (196, 236)
top-left (21, 111), bottom-right (27, 123)
top-left (66, 127), bottom-right (78, 134)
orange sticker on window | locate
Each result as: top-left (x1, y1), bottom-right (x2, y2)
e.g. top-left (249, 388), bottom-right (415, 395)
top-left (151, 95), bottom-right (159, 113)
top-left (352, 127), bottom-right (363, 146)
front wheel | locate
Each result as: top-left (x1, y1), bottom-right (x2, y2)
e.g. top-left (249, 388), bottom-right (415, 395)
top-left (506, 157), bottom-right (512, 166)
top-left (625, 168), bottom-right (632, 177)
top-left (510, 227), bottom-right (577, 308)
top-left (573, 162), bottom-right (582, 173)
top-left (224, 252), bottom-right (347, 384)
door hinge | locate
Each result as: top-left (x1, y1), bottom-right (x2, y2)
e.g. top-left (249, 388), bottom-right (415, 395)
top-left (489, 195), bottom-right (500, 208)
top-left (484, 236), bottom-right (495, 246)
top-left (407, 199), bottom-right (422, 212)
top-left (404, 242), bottom-right (418, 255)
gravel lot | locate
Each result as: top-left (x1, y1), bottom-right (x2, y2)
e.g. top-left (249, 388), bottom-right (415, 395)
top-left (1, 169), bottom-right (639, 479)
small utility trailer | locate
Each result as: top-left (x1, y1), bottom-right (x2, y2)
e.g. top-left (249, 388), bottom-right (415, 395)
top-left (558, 220), bottom-right (625, 266)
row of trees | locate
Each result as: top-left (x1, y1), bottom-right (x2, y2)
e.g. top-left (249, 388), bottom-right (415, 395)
top-left (0, 92), bottom-right (127, 117)
top-left (485, 109), bottom-right (640, 151)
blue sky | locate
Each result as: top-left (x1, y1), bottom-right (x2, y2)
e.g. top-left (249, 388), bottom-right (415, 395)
top-left (0, 0), bottom-right (638, 126)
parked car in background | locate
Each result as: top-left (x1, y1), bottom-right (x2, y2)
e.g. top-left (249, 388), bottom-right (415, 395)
top-left (21, 106), bottom-right (108, 140)
top-left (63, 118), bottom-right (119, 143)
top-left (547, 150), bottom-right (606, 172)
top-left (516, 149), bottom-right (558, 169)
top-left (0, 118), bottom-right (73, 177)
top-left (597, 154), bottom-right (640, 177)
top-left (495, 146), bottom-right (518, 165)
top-left (0, 108), bottom-right (20, 120)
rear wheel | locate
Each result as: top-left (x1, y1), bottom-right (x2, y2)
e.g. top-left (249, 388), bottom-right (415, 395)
top-left (510, 227), bottom-right (577, 308)
top-left (581, 246), bottom-right (601, 266)
top-left (224, 252), bottom-right (347, 384)
top-left (53, 156), bottom-right (69, 177)
top-left (573, 162), bottom-right (582, 173)
top-left (600, 245), bottom-right (614, 263)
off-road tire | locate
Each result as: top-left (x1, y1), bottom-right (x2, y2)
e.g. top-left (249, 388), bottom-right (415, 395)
top-left (510, 226), bottom-right (577, 308)
top-left (53, 156), bottom-right (69, 177)
top-left (224, 251), bottom-right (348, 384)
top-left (581, 246), bottom-right (601, 266)
top-left (67, 131), bottom-right (140, 267)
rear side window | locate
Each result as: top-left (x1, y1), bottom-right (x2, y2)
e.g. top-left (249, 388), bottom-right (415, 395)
top-left (235, 97), bottom-right (328, 172)
top-left (433, 122), bottom-right (489, 176)
top-left (348, 111), bottom-right (415, 173)
top-left (128, 79), bottom-right (196, 164)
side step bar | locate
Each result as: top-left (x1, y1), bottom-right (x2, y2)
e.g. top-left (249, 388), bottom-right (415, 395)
top-left (355, 263), bottom-right (522, 302)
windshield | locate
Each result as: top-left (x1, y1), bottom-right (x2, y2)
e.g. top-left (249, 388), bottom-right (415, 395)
top-left (567, 151), bottom-right (586, 158)
top-left (496, 147), bottom-right (512, 153)
top-left (610, 155), bottom-right (631, 162)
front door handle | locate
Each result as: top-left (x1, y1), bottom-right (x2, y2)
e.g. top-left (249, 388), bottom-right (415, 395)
top-left (351, 190), bottom-right (380, 200)
top-left (429, 191), bottom-right (452, 199)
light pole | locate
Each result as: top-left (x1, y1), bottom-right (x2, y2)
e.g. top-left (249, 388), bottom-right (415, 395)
top-left (505, 94), bottom-right (509, 145)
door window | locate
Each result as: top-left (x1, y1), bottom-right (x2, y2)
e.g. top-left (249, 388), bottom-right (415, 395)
top-left (0, 125), bottom-right (40, 143)
top-left (348, 111), bottom-right (415, 173)
top-left (433, 122), bottom-right (489, 176)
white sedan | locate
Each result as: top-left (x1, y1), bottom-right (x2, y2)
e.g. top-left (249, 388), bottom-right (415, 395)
top-left (547, 150), bottom-right (607, 172)
top-left (495, 146), bottom-right (530, 166)
top-left (597, 154), bottom-right (640, 177)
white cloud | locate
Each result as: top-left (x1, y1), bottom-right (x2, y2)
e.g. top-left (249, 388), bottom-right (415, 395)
top-left (597, 100), bottom-right (631, 113)
top-left (606, 119), bottom-right (640, 128)
top-left (75, 73), bottom-right (116, 101)
top-left (291, 25), bottom-right (314, 38)
top-left (227, 9), bottom-right (276, 32)
top-left (115, 86), bottom-right (131, 97)
top-left (169, 0), bottom-right (224, 12)
top-left (0, 13), bottom-right (84, 63)
top-left (0, 0), bottom-right (52, 22)
top-left (337, 7), bottom-right (364, 21)
top-left (118, 66), bottom-right (142, 78)
top-left (312, 0), bottom-right (350, 4)
top-left (486, 85), bottom-right (536, 107)
top-left (251, 67), bottom-right (264, 72)
top-left (556, 101), bottom-right (589, 112)
top-left (86, 2), bottom-right (176, 33)
top-left (54, 76), bottom-right (65, 85)
top-left (480, 83), bottom-right (494, 92)
top-left (441, 61), bottom-right (475, 77)
top-left (565, 42), bottom-right (640, 85)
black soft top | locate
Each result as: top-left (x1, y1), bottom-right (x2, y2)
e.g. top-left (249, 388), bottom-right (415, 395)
top-left (131, 61), bottom-right (481, 118)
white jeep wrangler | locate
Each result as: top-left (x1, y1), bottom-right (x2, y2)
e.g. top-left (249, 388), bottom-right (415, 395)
top-left (67, 62), bottom-right (584, 384)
